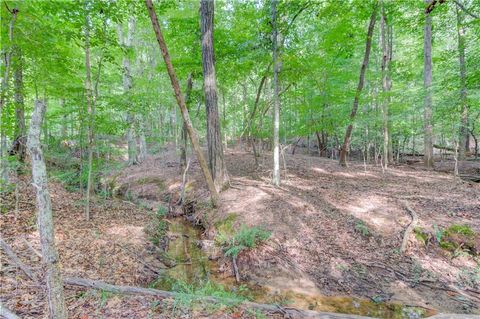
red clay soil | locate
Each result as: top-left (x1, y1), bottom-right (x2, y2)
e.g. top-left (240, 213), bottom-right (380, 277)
top-left (117, 146), bottom-right (480, 315)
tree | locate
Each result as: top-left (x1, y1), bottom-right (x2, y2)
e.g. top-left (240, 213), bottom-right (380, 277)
top-left (423, 0), bottom-right (434, 168)
top-left (456, 4), bottom-right (468, 160)
top-left (339, 2), bottom-right (378, 167)
top-left (27, 100), bottom-right (68, 319)
top-left (271, 0), bottom-right (280, 186)
top-left (145, 0), bottom-right (219, 206)
top-left (85, 1), bottom-right (94, 220)
top-left (200, 0), bottom-right (229, 191)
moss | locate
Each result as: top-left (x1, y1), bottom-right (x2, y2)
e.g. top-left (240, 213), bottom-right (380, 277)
top-left (444, 224), bottom-right (475, 237)
top-left (439, 224), bottom-right (478, 255)
top-left (414, 227), bottom-right (430, 246)
top-left (214, 213), bottom-right (238, 242)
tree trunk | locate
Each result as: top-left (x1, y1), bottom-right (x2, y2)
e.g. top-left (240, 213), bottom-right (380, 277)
top-left (27, 100), bottom-right (68, 319)
top-left (180, 73), bottom-right (193, 171)
top-left (13, 48), bottom-right (26, 164)
top-left (145, 0), bottom-right (219, 206)
top-left (423, 0), bottom-right (434, 168)
top-left (339, 2), bottom-right (378, 167)
top-left (85, 4), bottom-right (94, 221)
top-left (120, 18), bottom-right (138, 166)
top-left (271, 0), bottom-right (281, 186)
top-left (60, 99), bottom-right (67, 139)
top-left (137, 114), bottom-right (147, 163)
top-left (200, 0), bottom-right (229, 191)
top-left (0, 6), bottom-right (18, 185)
top-left (380, 4), bottom-right (392, 168)
top-left (456, 5), bottom-right (468, 160)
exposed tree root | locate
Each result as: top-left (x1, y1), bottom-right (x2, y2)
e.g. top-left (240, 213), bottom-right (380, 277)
top-left (400, 201), bottom-right (418, 254)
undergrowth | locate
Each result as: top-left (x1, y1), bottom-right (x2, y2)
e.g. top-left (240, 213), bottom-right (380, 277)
top-left (217, 224), bottom-right (271, 258)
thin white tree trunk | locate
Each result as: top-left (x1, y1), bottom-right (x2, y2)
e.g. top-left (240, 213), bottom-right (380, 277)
top-left (137, 115), bottom-right (147, 163)
top-left (423, 0), bottom-right (434, 168)
top-left (271, 0), bottom-right (280, 187)
top-left (27, 100), bottom-right (68, 319)
top-left (456, 5), bottom-right (468, 160)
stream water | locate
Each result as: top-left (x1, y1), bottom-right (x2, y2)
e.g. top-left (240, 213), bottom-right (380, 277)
top-left (151, 218), bottom-right (436, 319)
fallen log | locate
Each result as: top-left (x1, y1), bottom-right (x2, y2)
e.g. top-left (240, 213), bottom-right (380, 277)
top-left (400, 201), bottom-right (418, 254)
top-left (459, 174), bottom-right (480, 183)
top-left (64, 277), bottom-right (372, 319)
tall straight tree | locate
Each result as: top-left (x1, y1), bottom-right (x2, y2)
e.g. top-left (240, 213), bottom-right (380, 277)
top-left (27, 100), bottom-right (68, 319)
top-left (339, 2), bottom-right (378, 167)
top-left (380, 1), bottom-right (392, 168)
top-left (456, 4), bottom-right (468, 160)
top-left (14, 48), bottom-right (26, 164)
top-left (180, 73), bottom-right (193, 171)
top-left (145, 0), bottom-right (219, 206)
top-left (84, 2), bottom-right (94, 220)
top-left (271, 0), bottom-right (280, 186)
top-left (200, 0), bottom-right (229, 191)
top-left (423, 0), bottom-right (434, 168)
top-left (119, 18), bottom-right (138, 166)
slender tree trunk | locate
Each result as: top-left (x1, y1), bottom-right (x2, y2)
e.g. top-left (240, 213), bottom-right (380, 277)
top-left (456, 5), bottom-right (468, 160)
top-left (137, 114), bottom-right (147, 163)
top-left (13, 48), bottom-right (26, 164)
top-left (200, 0), bottom-right (229, 191)
top-left (180, 73), bottom-right (193, 171)
top-left (145, 0), bottom-right (219, 205)
top-left (120, 18), bottom-right (138, 166)
top-left (27, 100), bottom-right (68, 319)
top-left (380, 2), bottom-right (391, 168)
top-left (85, 4), bottom-right (94, 221)
top-left (60, 99), bottom-right (67, 139)
top-left (423, 0), bottom-right (434, 168)
top-left (271, 0), bottom-right (281, 186)
top-left (0, 7), bottom-right (18, 185)
top-left (339, 2), bottom-right (378, 167)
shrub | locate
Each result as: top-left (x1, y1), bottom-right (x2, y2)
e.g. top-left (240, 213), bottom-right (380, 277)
top-left (218, 224), bottom-right (271, 258)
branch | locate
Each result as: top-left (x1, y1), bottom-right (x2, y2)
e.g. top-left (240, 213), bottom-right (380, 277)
top-left (0, 237), bottom-right (38, 282)
top-left (64, 277), bottom-right (372, 319)
top-left (453, 0), bottom-right (479, 19)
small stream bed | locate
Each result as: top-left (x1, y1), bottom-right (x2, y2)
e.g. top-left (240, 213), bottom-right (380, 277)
top-left (149, 217), bottom-right (436, 319)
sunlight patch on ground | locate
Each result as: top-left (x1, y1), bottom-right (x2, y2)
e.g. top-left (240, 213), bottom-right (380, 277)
top-left (106, 225), bottom-right (145, 245)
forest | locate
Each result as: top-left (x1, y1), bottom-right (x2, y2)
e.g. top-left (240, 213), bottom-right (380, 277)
top-left (1, 0), bottom-right (480, 318)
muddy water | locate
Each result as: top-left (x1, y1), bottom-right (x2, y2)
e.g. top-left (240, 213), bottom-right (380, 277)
top-left (152, 218), bottom-right (436, 318)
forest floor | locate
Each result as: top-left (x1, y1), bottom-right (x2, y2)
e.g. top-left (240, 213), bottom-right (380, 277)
top-left (1, 146), bottom-right (479, 318)
top-left (116, 146), bottom-right (480, 315)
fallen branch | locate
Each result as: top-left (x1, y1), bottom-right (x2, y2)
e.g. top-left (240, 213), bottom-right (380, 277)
top-left (0, 302), bottom-right (21, 319)
top-left (232, 256), bottom-right (240, 283)
top-left (64, 277), bottom-right (372, 318)
top-left (0, 237), bottom-right (38, 282)
top-left (400, 201), bottom-right (418, 254)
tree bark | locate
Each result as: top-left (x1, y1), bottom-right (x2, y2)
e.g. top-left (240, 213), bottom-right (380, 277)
top-left (380, 3), bottom-right (392, 168)
top-left (423, 0), bottom-right (434, 168)
top-left (271, 0), bottom-right (281, 186)
top-left (0, 6), bottom-right (18, 185)
top-left (200, 0), bottom-right (229, 191)
top-left (137, 114), bottom-right (148, 163)
top-left (120, 18), bottom-right (138, 166)
top-left (339, 2), bottom-right (378, 167)
top-left (85, 3), bottom-right (94, 221)
top-left (180, 73), bottom-right (193, 171)
top-left (27, 100), bottom-right (68, 319)
top-left (13, 48), bottom-right (26, 164)
top-left (145, 0), bottom-right (219, 206)
top-left (456, 5), bottom-right (468, 160)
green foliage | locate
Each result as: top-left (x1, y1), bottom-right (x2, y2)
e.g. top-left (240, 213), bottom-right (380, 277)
top-left (413, 227), bottom-right (430, 246)
top-left (217, 224), bottom-right (271, 258)
top-left (355, 221), bottom-right (370, 237)
top-left (146, 206), bottom-right (169, 246)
